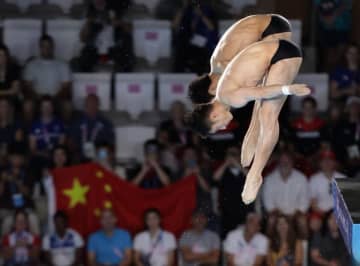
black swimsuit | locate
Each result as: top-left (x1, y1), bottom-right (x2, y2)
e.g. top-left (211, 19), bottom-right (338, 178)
top-left (262, 14), bottom-right (291, 39)
top-left (270, 39), bottom-right (302, 65)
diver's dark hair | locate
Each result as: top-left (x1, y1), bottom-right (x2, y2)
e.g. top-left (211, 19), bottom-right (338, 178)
top-left (185, 104), bottom-right (213, 137)
top-left (188, 74), bottom-right (214, 104)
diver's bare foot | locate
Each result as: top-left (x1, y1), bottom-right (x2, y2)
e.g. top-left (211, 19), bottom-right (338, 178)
top-left (241, 174), bottom-right (263, 205)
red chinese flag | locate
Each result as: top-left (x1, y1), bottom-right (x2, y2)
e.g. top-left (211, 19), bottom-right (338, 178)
top-left (50, 163), bottom-right (196, 237)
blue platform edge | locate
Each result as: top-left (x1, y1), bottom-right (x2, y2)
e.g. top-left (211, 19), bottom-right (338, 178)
top-left (332, 180), bottom-right (360, 265)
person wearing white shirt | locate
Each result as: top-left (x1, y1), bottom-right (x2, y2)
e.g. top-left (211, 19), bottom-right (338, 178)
top-left (224, 213), bottom-right (268, 266)
top-left (309, 150), bottom-right (346, 213)
top-left (42, 211), bottom-right (84, 266)
top-left (24, 35), bottom-right (71, 98)
top-left (134, 208), bottom-right (176, 266)
top-left (262, 151), bottom-right (310, 216)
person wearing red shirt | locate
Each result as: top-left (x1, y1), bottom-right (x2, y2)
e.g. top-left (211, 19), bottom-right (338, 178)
top-left (2, 209), bottom-right (40, 266)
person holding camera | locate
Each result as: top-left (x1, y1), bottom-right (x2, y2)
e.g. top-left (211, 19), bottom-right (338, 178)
top-left (134, 209), bottom-right (176, 266)
top-left (130, 140), bottom-right (172, 189)
top-left (213, 146), bottom-right (254, 237)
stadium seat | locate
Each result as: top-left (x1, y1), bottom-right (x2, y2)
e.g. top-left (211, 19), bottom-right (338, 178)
top-left (289, 19), bottom-right (302, 46)
top-left (4, 0), bottom-right (41, 13)
top-left (72, 73), bottom-right (112, 111)
top-left (3, 19), bottom-right (42, 63)
top-left (158, 73), bottom-right (197, 111)
top-left (292, 73), bottom-right (329, 112)
top-left (219, 20), bottom-right (235, 36)
top-left (46, 19), bottom-right (83, 61)
top-left (47, 0), bottom-right (82, 14)
top-left (133, 0), bottom-right (159, 14)
top-left (132, 20), bottom-right (171, 65)
top-left (115, 125), bottom-right (156, 162)
top-left (114, 73), bottom-right (155, 119)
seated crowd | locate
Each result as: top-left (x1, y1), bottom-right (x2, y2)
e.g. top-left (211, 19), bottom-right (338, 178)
top-left (0, 1), bottom-right (358, 265)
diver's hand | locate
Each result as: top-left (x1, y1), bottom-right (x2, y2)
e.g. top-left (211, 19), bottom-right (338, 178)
top-left (288, 84), bottom-right (311, 96)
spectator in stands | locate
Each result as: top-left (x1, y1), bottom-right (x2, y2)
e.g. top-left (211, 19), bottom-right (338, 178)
top-left (76, 3), bottom-right (133, 72)
top-left (310, 210), bottom-right (350, 266)
top-left (129, 140), bottom-right (172, 189)
top-left (309, 150), bottom-right (346, 214)
top-left (69, 94), bottom-right (114, 161)
top-left (0, 98), bottom-right (23, 164)
top-left (267, 215), bottom-right (304, 266)
top-left (213, 146), bottom-right (254, 237)
top-left (19, 98), bottom-right (36, 138)
top-left (178, 145), bottom-right (213, 216)
top-left (88, 209), bottom-right (132, 266)
top-left (172, 0), bottom-right (218, 73)
top-left (315, 0), bottom-right (352, 71)
top-left (51, 145), bottom-right (70, 169)
top-left (43, 211), bottom-right (84, 266)
top-left (160, 101), bottom-right (192, 146)
top-left (330, 43), bottom-right (360, 103)
top-left (95, 142), bottom-right (115, 171)
top-left (179, 210), bottom-right (220, 266)
top-left (341, 96), bottom-right (360, 176)
top-left (224, 213), bottom-right (268, 266)
top-left (24, 34), bottom-right (72, 99)
top-left (291, 96), bottom-right (326, 173)
top-left (134, 208), bottom-right (176, 266)
top-left (322, 104), bottom-right (347, 163)
top-left (0, 146), bottom-right (40, 236)
top-left (2, 210), bottom-right (40, 266)
top-left (29, 96), bottom-right (65, 156)
top-left (0, 44), bottom-right (21, 99)
top-left (262, 150), bottom-right (310, 217)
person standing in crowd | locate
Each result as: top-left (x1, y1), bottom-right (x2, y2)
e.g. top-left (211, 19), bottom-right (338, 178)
top-left (172, 0), bottom-right (218, 73)
top-left (159, 101), bottom-right (192, 146)
top-left (330, 43), bottom-right (360, 103)
top-left (0, 146), bottom-right (40, 236)
top-left (76, 1), bottom-right (134, 72)
top-left (262, 150), bottom-right (310, 217)
top-left (0, 44), bottom-right (21, 99)
top-left (309, 150), bottom-right (346, 214)
top-left (29, 96), bottom-right (65, 157)
top-left (179, 210), bottom-right (220, 266)
top-left (310, 210), bottom-right (350, 266)
top-left (129, 140), bottom-right (172, 189)
top-left (2, 210), bottom-right (40, 266)
top-left (88, 209), bottom-right (132, 266)
top-left (0, 98), bottom-right (23, 165)
top-left (42, 211), bottom-right (84, 266)
top-left (134, 208), bottom-right (176, 266)
top-left (178, 145), bottom-right (213, 216)
top-left (24, 35), bottom-right (72, 99)
top-left (341, 96), bottom-right (360, 177)
top-left (69, 94), bottom-right (114, 161)
top-left (291, 96), bottom-right (326, 158)
top-left (315, 0), bottom-right (352, 71)
top-left (267, 215), bottom-right (304, 266)
top-left (213, 146), bottom-right (254, 237)
top-left (224, 213), bottom-right (268, 266)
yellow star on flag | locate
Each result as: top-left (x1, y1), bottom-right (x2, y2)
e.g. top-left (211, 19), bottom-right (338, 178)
top-left (104, 184), bottom-right (112, 193)
top-left (63, 178), bottom-right (90, 208)
top-left (96, 171), bottom-right (104, 179)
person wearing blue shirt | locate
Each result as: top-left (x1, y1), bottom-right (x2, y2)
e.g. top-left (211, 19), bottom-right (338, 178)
top-left (69, 94), bottom-right (114, 160)
top-left (88, 209), bottom-right (132, 266)
top-left (330, 44), bottom-right (360, 103)
top-left (29, 96), bottom-right (65, 155)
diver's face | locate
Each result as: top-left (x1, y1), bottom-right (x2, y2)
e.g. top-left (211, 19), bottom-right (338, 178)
top-left (209, 102), bottom-right (233, 134)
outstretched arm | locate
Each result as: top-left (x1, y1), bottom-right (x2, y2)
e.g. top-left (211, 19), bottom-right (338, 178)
top-left (220, 83), bottom-right (310, 108)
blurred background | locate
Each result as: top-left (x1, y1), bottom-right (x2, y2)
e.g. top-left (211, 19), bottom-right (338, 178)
top-left (0, 0), bottom-right (358, 265)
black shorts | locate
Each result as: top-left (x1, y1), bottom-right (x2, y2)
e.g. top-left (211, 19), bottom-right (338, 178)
top-left (270, 39), bottom-right (302, 65)
top-left (261, 14), bottom-right (291, 39)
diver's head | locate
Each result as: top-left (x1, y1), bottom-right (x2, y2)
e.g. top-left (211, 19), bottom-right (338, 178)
top-left (185, 101), bottom-right (233, 137)
top-left (188, 74), bottom-right (216, 104)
